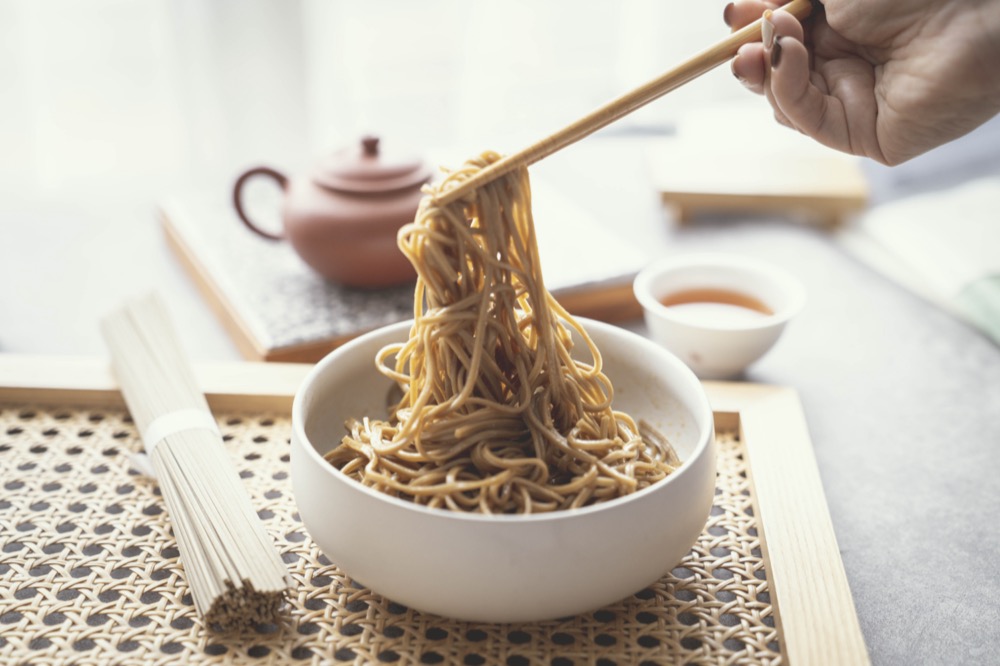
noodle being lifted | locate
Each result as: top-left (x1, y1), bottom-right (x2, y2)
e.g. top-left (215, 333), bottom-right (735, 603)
top-left (324, 151), bottom-right (679, 514)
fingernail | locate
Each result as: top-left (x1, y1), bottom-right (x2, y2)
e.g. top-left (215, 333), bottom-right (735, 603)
top-left (771, 36), bottom-right (783, 69)
top-left (723, 2), bottom-right (734, 27)
top-left (762, 9), bottom-right (774, 49)
top-left (731, 54), bottom-right (749, 86)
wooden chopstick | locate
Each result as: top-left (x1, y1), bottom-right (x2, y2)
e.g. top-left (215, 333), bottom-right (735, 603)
top-left (434, 0), bottom-right (813, 206)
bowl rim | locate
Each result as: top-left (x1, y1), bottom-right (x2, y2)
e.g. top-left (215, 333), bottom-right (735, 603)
top-left (633, 252), bottom-right (806, 331)
top-left (292, 317), bottom-right (714, 524)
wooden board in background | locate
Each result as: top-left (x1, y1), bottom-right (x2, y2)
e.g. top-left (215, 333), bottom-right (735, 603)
top-left (646, 105), bottom-right (869, 226)
top-left (649, 148), bottom-right (869, 226)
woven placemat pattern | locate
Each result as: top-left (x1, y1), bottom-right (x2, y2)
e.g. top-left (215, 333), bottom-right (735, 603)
top-left (0, 404), bottom-right (779, 666)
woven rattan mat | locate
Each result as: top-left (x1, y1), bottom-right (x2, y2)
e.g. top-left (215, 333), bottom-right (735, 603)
top-left (1, 404), bottom-right (778, 666)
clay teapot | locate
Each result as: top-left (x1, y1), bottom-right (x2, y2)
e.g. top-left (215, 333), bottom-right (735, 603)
top-left (232, 136), bottom-right (432, 288)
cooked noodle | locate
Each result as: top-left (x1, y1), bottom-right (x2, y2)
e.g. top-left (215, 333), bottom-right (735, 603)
top-left (324, 151), bottom-right (678, 514)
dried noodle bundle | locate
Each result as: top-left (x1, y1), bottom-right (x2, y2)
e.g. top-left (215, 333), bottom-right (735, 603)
top-left (325, 152), bottom-right (678, 513)
top-left (101, 294), bottom-right (289, 628)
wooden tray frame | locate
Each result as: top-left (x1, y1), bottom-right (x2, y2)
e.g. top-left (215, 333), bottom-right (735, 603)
top-left (0, 354), bottom-right (869, 665)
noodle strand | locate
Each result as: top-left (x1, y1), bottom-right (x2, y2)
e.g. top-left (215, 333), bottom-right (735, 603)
top-left (324, 152), bottom-right (678, 514)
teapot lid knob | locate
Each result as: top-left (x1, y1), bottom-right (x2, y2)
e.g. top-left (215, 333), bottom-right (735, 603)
top-left (312, 135), bottom-right (431, 194)
top-left (361, 136), bottom-right (380, 157)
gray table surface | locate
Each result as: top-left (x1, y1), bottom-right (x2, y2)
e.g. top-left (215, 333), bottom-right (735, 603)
top-left (2, 129), bottom-right (999, 664)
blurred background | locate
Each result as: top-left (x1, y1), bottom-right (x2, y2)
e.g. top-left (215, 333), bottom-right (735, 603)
top-left (0, 0), bottom-right (740, 204)
top-left (2, 0), bottom-right (999, 358)
top-left (0, 0), bottom-right (753, 357)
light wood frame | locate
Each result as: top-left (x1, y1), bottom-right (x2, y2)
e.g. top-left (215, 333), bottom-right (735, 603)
top-left (707, 381), bottom-right (870, 665)
top-left (0, 355), bottom-right (868, 665)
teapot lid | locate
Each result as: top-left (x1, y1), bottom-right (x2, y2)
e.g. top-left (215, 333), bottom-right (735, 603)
top-left (312, 136), bottom-right (431, 194)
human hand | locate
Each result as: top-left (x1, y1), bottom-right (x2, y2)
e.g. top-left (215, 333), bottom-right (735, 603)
top-left (726, 0), bottom-right (1000, 165)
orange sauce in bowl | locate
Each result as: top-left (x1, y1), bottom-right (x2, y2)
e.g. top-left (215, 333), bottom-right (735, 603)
top-left (658, 288), bottom-right (773, 325)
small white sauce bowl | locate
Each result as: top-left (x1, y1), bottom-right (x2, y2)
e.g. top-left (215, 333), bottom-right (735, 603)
top-left (291, 318), bottom-right (715, 622)
top-left (634, 253), bottom-right (806, 380)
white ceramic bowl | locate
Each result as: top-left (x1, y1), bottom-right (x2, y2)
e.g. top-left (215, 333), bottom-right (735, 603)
top-left (634, 253), bottom-right (806, 380)
top-left (291, 318), bottom-right (715, 622)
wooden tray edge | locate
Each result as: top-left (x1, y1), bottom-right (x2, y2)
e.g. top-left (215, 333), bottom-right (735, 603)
top-left (0, 354), bottom-right (310, 413)
top-left (706, 382), bottom-right (870, 666)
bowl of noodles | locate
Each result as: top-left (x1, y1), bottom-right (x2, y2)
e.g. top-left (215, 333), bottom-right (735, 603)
top-left (290, 152), bottom-right (715, 622)
top-left (291, 318), bottom-right (714, 622)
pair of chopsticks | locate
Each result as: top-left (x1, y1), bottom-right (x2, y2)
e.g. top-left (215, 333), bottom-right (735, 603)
top-left (435, 0), bottom-right (813, 206)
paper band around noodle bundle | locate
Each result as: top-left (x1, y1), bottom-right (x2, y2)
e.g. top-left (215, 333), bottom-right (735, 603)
top-left (141, 409), bottom-right (221, 456)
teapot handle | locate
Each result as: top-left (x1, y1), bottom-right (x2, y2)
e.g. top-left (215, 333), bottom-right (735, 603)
top-left (232, 167), bottom-right (288, 241)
